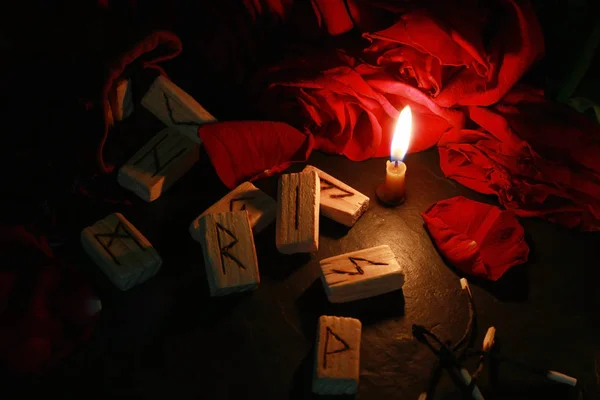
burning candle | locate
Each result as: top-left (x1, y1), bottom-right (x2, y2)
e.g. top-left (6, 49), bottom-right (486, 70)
top-left (377, 105), bottom-right (412, 205)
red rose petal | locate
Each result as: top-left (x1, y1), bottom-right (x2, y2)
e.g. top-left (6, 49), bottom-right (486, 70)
top-left (0, 226), bottom-right (100, 374)
top-left (198, 121), bottom-right (314, 189)
top-left (311, 0), bottom-right (355, 36)
top-left (422, 196), bottom-right (529, 281)
top-left (439, 88), bottom-right (600, 231)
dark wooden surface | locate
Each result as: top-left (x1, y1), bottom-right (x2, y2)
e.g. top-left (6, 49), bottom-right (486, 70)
top-left (14, 137), bottom-right (599, 399)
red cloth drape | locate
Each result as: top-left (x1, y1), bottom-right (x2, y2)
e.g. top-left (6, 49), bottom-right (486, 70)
top-left (13, 0), bottom-right (597, 232)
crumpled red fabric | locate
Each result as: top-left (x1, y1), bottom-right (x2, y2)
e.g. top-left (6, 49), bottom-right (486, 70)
top-left (363, 0), bottom-right (544, 107)
top-left (51, 0), bottom-right (597, 231)
top-left (257, 0), bottom-right (543, 160)
top-left (422, 197), bottom-right (530, 281)
top-left (198, 121), bottom-right (313, 189)
top-left (0, 226), bottom-right (101, 375)
top-left (241, 0), bottom-right (599, 230)
top-left (439, 88), bottom-right (600, 231)
top-left (256, 51), bottom-right (401, 160)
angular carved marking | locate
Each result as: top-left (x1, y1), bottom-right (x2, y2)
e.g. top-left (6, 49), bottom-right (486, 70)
top-left (331, 257), bottom-right (387, 276)
top-left (323, 327), bottom-right (350, 369)
top-left (81, 213), bottom-right (162, 291)
top-left (295, 185), bottom-right (300, 230)
top-left (190, 182), bottom-right (276, 236)
top-left (94, 221), bottom-right (145, 265)
top-left (319, 245), bottom-right (405, 303)
top-left (194, 211), bottom-right (260, 296)
top-left (320, 178), bottom-right (354, 199)
top-left (313, 316), bottom-right (361, 395)
top-left (141, 75), bottom-right (217, 144)
top-left (276, 171), bottom-right (319, 254)
top-left (303, 165), bottom-right (369, 227)
top-left (163, 92), bottom-right (203, 128)
top-left (216, 222), bottom-right (246, 274)
top-left (133, 133), bottom-right (186, 177)
top-left (229, 196), bottom-right (254, 212)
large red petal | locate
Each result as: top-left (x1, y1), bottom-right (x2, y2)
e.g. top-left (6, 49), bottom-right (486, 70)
top-left (198, 121), bottom-right (314, 189)
top-left (439, 88), bottom-right (600, 231)
top-left (422, 196), bottom-right (529, 281)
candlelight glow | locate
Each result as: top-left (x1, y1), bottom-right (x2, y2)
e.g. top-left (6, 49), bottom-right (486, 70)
top-left (390, 105), bottom-right (412, 162)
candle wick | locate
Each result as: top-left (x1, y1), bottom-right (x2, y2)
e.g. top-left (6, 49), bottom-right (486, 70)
top-left (394, 160), bottom-right (398, 167)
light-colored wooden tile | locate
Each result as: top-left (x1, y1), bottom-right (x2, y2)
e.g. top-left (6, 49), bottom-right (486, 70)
top-left (118, 127), bottom-right (200, 202)
top-left (141, 75), bottom-right (216, 144)
top-left (304, 165), bottom-right (369, 227)
top-left (81, 213), bottom-right (161, 291)
top-left (190, 182), bottom-right (276, 237)
top-left (320, 245), bottom-right (405, 303)
top-left (313, 315), bottom-right (361, 395)
top-left (108, 78), bottom-right (133, 123)
top-left (195, 211), bottom-right (260, 296)
top-left (276, 171), bottom-right (319, 254)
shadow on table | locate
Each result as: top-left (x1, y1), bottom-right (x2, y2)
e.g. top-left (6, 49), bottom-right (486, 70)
top-left (296, 279), bottom-right (405, 338)
top-left (289, 347), bottom-right (357, 400)
top-left (436, 381), bottom-right (580, 400)
top-left (158, 277), bottom-right (253, 335)
top-left (471, 264), bottom-right (530, 302)
top-left (319, 217), bottom-right (352, 240)
top-left (255, 225), bottom-right (312, 281)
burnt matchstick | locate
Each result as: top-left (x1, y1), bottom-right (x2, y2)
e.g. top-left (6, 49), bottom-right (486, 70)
top-left (472, 326), bottom-right (497, 382)
top-left (469, 348), bottom-right (578, 387)
top-left (412, 324), bottom-right (485, 400)
top-left (467, 325), bottom-right (577, 388)
top-left (417, 278), bottom-right (478, 400)
top-left (416, 279), bottom-right (578, 400)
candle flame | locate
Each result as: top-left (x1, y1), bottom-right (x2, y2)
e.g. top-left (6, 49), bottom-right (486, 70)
top-left (391, 105), bottom-right (412, 162)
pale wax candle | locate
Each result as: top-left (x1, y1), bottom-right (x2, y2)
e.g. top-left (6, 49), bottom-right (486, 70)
top-left (382, 160), bottom-right (407, 202)
top-left (377, 105), bottom-right (412, 206)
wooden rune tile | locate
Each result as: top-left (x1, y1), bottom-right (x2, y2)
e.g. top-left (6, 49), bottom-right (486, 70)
top-left (319, 245), bottom-right (405, 303)
top-left (80, 213), bottom-right (162, 291)
top-left (190, 182), bottom-right (276, 237)
top-left (304, 165), bottom-right (370, 227)
top-left (313, 315), bottom-right (362, 395)
top-left (141, 75), bottom-right (217, 144)
top-left (276, 170), bottom-right (320, 254)
top-left (107, 78), bottom-right (133, 124)
top-left (118, 127), bottom-right (200, 202)
top-left (194, 211), bottom-right (260, 296)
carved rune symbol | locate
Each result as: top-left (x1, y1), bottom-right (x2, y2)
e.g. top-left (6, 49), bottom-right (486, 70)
top-left (229, 196), bottom-right (254, 212)
top-left (94, 221), bottom-right (145, 265)
top-left (320, 178), bottom-right (353, 199)
top-left (163, 92), bottom-right (202, 127)
top-left (215, 223), bottom-right (246, 274)
top-left (133, 134), bottom-right (185, 177)
top-left (332, 257), bottom-right (388, 275)
top-left (323, 327), bottom-right (350, 369)
top-left (294, 185), bottom-right (300, 230)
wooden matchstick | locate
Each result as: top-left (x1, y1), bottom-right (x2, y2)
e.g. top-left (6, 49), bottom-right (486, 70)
top-left (483, 327), bottom-right (496, 352)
